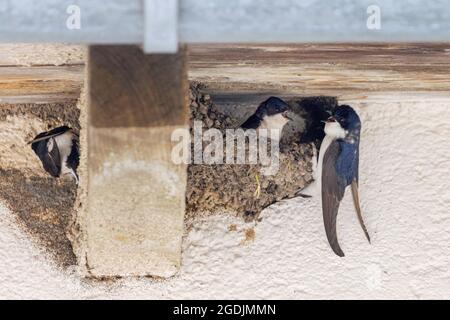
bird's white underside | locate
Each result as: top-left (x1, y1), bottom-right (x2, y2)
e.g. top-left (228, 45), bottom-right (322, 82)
top-left (300, 121), bottom-right (347, 197)
top-left (49, 131), bottom-right (78, 181)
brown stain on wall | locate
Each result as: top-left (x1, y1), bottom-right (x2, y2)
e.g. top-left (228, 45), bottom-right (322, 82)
top-left (0, 169), bottom-right (77, 267)
top-left (243, 228), bottom-right (256, 244)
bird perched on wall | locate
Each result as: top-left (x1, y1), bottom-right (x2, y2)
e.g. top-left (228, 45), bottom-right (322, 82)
top-left (298, 105), bottom-right (370, 257)
top-left (241, 96), bottom-right (293, 133)
top-left (29, 126), bottom-right (79, 183)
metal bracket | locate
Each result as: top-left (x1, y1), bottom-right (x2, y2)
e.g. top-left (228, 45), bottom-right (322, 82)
top-left (144, 0), bottom-right (179, 53)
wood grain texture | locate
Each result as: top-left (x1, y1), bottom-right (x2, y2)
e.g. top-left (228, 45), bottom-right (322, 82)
top-left (3, 44), bottom-right (450, 104)
top-left (89, 45), bottom-right (187, 127)
top-left (188, 44), bottom-right (450, 100)
top-left (0, 44), bottom-right (84, 103)
top-left (0, 65), bottom-right (83, 104)
top-left (0, 44), bottom-right (84, 66)
top-left (86, 45), bottom-right (188, 278)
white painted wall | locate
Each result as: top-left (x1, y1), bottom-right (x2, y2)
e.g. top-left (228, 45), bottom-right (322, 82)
top-left (1, 94), bottom-right (450, 299)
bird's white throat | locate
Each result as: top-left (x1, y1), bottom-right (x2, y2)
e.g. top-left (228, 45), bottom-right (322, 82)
top-left (259, 113), bottom-right (289, 131)
top-left (324, 121), bottom-right (346, 139)
top-left (314, 123), bottom-right (346, 192)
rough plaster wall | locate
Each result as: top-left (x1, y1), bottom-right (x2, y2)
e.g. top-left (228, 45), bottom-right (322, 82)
top-left (1, 95), bottom-right (450, 299)
top-left (0, 115), bottom-right (48, 173)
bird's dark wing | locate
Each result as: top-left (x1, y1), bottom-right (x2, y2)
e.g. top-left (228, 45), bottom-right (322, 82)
top-left (67, 138), bottom-right (80, 174)
top-left (240, 114), bottom-right (262, 130)
top-left (322, 140), bottom-right (346, 257)
top-left (31, 138), bottom-right (61, 177)
top-left (28, 126), bottom-right (71, 144)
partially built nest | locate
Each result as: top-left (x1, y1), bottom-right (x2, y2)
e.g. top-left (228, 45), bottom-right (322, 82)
top-left (186, 83), bottom-right (337, 221)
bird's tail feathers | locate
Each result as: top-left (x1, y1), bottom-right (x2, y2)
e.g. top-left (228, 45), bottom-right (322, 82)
top-left (351, 180), bottom-right (371, 243)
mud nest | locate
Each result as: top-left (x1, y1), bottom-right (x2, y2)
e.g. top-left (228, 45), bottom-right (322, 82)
top-left (0, 169), bottom-right (78, 267)
top-left (0, 102), bottom-right (80, 132)
top-left (0, 101), bottom-right (80, 267)
top-left (186, 83), bottom-right (337, 221)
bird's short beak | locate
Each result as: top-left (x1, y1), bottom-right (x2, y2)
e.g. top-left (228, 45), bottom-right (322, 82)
top-left (323, 116), bottom-right (336, 123)
top-left (282, 111), bottom-right (294, 121)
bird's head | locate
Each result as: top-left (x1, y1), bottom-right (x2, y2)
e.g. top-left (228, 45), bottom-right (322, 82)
top-left (324, 105), bottom-right (361, 140)
top-left (257, 97), bottom-right (294, 130)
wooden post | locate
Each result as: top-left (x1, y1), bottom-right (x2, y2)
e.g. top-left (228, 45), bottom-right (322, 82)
top-left (87, 45), bottom-right (188, 277)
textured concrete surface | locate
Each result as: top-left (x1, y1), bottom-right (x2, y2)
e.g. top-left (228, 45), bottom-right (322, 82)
top-left (86, 128), bottom-right (186, 278)
top-left (1, 95), bottom-right (450, 299)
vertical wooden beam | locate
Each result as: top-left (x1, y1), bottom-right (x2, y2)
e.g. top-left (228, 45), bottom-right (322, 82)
top-left (87, 45), bottom-right (187, 277)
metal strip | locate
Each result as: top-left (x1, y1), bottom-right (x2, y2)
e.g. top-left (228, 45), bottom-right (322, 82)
top-left (144, 0), bottom-right (178, 53)
top-left (1, 0), bottom-right (450, 47)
